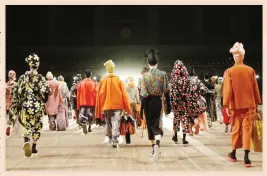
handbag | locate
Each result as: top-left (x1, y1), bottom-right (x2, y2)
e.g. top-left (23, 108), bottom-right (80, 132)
top-left (125, 115), bottom-right (136, 135)
top-left (120, 117), bottom-right (127, 136)
top-left (127, 121), bottom-right (136, 135)
top-left (251, 113), bottom-right (263, 152)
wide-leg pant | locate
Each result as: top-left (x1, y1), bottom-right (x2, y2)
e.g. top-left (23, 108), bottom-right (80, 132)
top-left (143, 96), bottom-right (163, 140)
top-left (104, 110), bottom-right (122, 142)
top-left (21, 108), bottom-right (43, 141)
top-left (173, 117), bottom-right (189, 133)
top-left (230, 108), bottom-right (256, 150)
top-left (79, 106), bottom-right (94, 125)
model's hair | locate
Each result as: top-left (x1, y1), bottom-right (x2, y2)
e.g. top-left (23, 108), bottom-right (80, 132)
top-left (145, 49), bottom-right (159, 66)
top-left (204, 73), bottom-right (210, 80)
top-left (141, 66), bottom-right (149, 74)
top-left (84, 69), bottom-right (92, 78)
top-left (188, 67), bottom-right (195, 76)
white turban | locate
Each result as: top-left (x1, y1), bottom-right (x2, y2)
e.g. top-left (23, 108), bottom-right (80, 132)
top-left (46, 71), bottom-right (53, 80)
top-left (229, 42), bottom-right (245, 55)
top-left (218, 77), bottom-right (223, 84)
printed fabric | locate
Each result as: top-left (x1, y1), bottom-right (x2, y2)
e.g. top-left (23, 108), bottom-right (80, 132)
top-left (140, 68), bottom-right (169, 98)
top-left (170, 60), bottom-right (207, 131)
top-left (10, 71), bottom-right (51, 123)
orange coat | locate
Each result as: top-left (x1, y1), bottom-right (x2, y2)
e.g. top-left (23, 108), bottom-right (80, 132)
top-left (223, 63), bottom-right (261, 110)
top-left (77, 78), bottom-right (97, 110)
top-left (95, 74), bottom-right (131, 118)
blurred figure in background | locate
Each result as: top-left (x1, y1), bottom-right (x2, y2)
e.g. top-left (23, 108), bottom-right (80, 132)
top-left (221, 70), bottom-right (231, 132)
top-left (202, 73), bottom-right (215, 124)
top-left (70, 74), bottom-right (82, 128)
top-left (211, 76), bottom-right (218, 122)
top-left (215, 77), bottom-right (223, 124)
top-left (126, 76), bottom-right (140, 123)
top-left (58, 75), bottom-right (70, 127)
top-left (188, 67), bottom-right (208, 135)
top-left (77, 69), bottom-right (97, 134)
top-left (45, 71), bottom-right (62, 131)
top-left (6, 70), bottom-right (18, 137)
top-left (95, 76), bottom-right (106, 126)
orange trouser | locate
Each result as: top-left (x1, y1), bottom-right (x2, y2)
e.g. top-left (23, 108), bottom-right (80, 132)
top-left (231, 108), bottom-right (256, 150)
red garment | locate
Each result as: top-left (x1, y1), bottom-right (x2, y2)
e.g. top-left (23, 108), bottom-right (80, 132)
top-left (222, 107), bottom-right (231, 124)
top-left (77, 78), bottom-right (97, 110)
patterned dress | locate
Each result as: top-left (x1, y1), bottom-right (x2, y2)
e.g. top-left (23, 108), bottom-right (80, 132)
top-left (170, 60), bottom-right (206, 132)
top-left (10, 70), bottom-right (50, 141)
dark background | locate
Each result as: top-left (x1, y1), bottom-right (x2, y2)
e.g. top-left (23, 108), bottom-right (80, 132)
top-left (6, 5), bottom-right (262, 94)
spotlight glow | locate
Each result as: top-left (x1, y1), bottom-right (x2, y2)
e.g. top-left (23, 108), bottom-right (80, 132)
top-left (256, 75), bottom-right (260, 79)
top-left (93, 76), bottom-right (97, 80)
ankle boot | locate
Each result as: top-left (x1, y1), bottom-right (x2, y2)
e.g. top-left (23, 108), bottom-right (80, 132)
top-left (172, 131), bottom-right (178, 143)
top-left (227, 149), bottom-right (237, 162)
top-left (244, 150), bottom-right (251, 167)
top-left (88, 125), bottom-right (92, 132)
top-left (182, 133), bottom-right (188, 144)
top-left (225, 125), bottom-right (228, 132)
top-left (32, 143), bottom-right (38, 155)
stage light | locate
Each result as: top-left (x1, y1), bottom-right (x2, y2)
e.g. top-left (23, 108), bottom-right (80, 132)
top-left (256, 75), bottom-right (260, 79)
top-left (93, 76), bottom-right (97, 80)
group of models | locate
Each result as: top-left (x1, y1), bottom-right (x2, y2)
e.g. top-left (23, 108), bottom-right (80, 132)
top-left (5, 42), bottom-right (261, 167)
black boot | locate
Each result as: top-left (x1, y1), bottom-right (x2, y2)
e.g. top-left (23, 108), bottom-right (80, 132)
top-left (96, 118), bottom-right (100, 125)
top-left (150, 144), bottom-right (155, 156)
top-left (82, 124), bottom-right (87, 134)
top-left (182, 133), bottom-right (188, 144)
top-left (32, 143), bottom-right (38, 155)
top-left (125, 132), bottom-right (131, 144)
top-left (88, 125), bottom-right (92, 133)
top-left (225, 124), bottom-right (229, 132)
top-left (227, 149), bottom-right (237, 162)
top-left (24, 137), bottom-right (30, 143)
top-left (172, 131), bottom-right (178, 144)
top-left (244, 150), bottom-right (251, 167)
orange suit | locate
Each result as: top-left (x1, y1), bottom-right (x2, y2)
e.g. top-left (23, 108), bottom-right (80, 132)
top-left (223, 63), bottom-right (261, 150)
